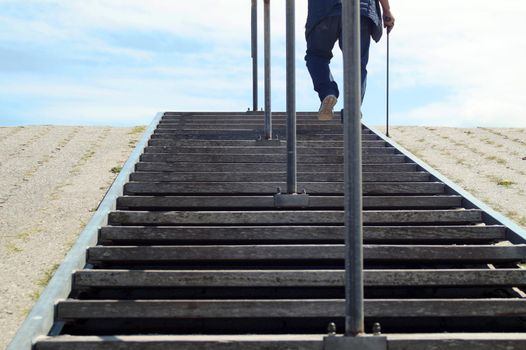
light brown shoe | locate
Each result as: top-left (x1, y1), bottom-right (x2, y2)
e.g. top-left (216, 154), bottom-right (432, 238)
top-left (318, 95), bottom-right (337, 121)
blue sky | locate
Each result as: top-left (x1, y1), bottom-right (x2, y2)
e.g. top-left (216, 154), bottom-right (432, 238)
top-left (0, 0), bottom-right (525, 127)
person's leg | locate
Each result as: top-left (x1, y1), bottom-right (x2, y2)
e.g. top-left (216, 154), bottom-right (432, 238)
top-left (305, 16), bottom-right (341, 102)
top-left (359, 18), bottom-right (372, 102)
top-left (338, 17), bottom-right (372, 103)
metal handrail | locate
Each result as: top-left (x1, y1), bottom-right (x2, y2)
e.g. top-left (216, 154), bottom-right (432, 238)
top-left (342, 0), bottom-right (365, 337)
top-left (7, 112), bottom-right (163, 350)
top-left (251, 0), bottom-right (258, 112)
top-left (285, 0), bottom-right (297, 194)
top-left (252, 0), bottom-right (365, 335)
top-left (263, 0), bottom-right (272, 139)
top-left (386, 31), bottom-right (390, 137)
top-left (253, 0), bottom-right (298, 194)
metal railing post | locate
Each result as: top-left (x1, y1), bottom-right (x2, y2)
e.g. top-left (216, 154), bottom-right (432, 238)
top-left (272, 0), bottom-right (307, 207)
top-left (286, 0), bottom-right (296, 194)
top-left (251, 0), bottom-right (258, 112)
top-left (342, 0), bottom-right (364, 336)
top-left (263, 0), bottom-right (272, 139)
top-left (386, 31), bottom-right (390, 137)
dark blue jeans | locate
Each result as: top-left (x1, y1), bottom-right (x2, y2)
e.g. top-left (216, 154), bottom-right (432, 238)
top-left (305, 16), bottom-right (372, 102)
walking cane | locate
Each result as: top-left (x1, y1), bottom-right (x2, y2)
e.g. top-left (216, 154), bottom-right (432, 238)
top-left (386, 29), bottom-right (390, 137)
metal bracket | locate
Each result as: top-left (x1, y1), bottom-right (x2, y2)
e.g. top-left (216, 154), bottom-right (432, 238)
top-left (255, 137), bottom-right (281, 146)
top-left (323, 335), bottom-right (387, 350)
top-left (274, 192), bottom-right (310, 208)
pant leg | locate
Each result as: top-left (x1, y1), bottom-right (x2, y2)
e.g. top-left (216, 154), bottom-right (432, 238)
top-left (305, 16), bottom-right (341, 102)
top-left (338, 17), bottom-right (373, 103)
top-left (359, 18), bottom-right (372, 102)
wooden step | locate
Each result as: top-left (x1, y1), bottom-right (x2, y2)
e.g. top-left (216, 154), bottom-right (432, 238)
top-left (155, 125), bottom-right (347, 131)
top-left (33, 334), bottom-right (526, 350)
top-left (129, 171), bottom-right (431, 183)
top-left (149, 133), bottom-right (379, 141)
top-left (161, 117), bottom-right (334, 122)
top-left (160, 117), bottom-right (345, 122)
top-left (159, 117), bottom-right (349, 123)
top-left (33, 335), bottom-right (327, 350)
top-left (163, 111), bottom-right (319, 115)
top-left (148, 139), bottom-right (386, 148)
top-left (135, 162), bottom-right (418, 173)
top-left (163, 111), bottom-right (325, 116)
top-left (116, 195), bottom-right (461, 210)
top-left (98, 225), bottom-right (506, 244)
top-left (55, 299), bottom-right (526, 319)
top-left (157, 123), bottom-right (343, 129)
top-left (143, 146), bottom-right (396, 155)
top-left (86, 244), bottom-right (526, 263)
top-left (73, 269), bottom-right (526, 288)
top-left (123, 182), bottom-right (445, 195)
top-left (159, 116), bottom-right (351, 122)
top-left (107, 209), bottom-right (482, 226)
top-left (153, 125), bottom-right (351, 132)
top-left (139, 153), bottom-right (405, 164)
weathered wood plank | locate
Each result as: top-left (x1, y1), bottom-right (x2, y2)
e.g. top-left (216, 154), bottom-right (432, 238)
top-left (160, 117), bottom-right (345, 122)
top-left (154, 124), bottom-right (349, 130)
top-left (153, 129), bottom-right (362, 139)
top-left (388, 333), bottom-right (526, 350)
top-left (161, 115), bottom-right (331, 121)
top-left (139, 153), bottom-right (405, 164)
top-left (155, 125), bottom-right (347, 132)
top-left (149, 132), bottom-right (379, 141)
top-left (87, 244), bottom-right (526, 263)
top-left (143, 146), bottom-right (395, 155)
top-left (123, 182), bottom-right (445, 195)
top-left (33, 334), bottom-right (526, 350)
top-left (148, 139), bottom-right (386, 148)
top-left (159, 115), bottom-right (350, 121)
top-left (163, 111), bottom-right (319, 116)
top-left (134, 162), bottom-right (418, 173)
top-left (107, 209), bottom-right (482, 226)
top-left (56, 299), bottom-right (526, 319)
top-left (73, 269), bottom-right (526, 288)
top-left (159, 118), bottom-right (346, 123)
top-left (116, 195), bottom-right (461, 210)
top-left (99, 225), bottom-right (506, 243)
top-left (129, 171), bottom-right (430, 183)
top-left (35, 335), bottom-right (324, 350)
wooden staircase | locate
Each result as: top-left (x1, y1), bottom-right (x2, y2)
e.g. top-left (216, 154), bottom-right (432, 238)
top-left (33, 112), bottom-right (526, 349)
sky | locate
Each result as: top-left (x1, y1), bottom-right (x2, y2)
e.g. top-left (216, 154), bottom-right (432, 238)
top-left (0, 0), bottom-right (525, 127)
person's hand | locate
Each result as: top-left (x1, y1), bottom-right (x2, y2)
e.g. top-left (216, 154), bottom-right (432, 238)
top-left (383, 9), bottom-right (395, 34)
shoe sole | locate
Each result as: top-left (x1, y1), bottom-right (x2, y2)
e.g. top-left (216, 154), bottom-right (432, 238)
top-left (318, 95), bottom-right (337, 121)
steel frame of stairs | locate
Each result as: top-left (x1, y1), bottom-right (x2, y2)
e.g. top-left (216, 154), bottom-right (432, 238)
top-left (8, 111), bottom-right (526, 350)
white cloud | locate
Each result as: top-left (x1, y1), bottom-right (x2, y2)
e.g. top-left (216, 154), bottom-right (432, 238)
top-left (385, 0), bottom-right (526, 126)
top-left (0, 0), bottom-right (525, 126)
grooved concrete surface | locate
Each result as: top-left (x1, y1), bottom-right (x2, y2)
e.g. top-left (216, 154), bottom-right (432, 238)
top-left (388, 126), bottom-right (526, 231)
top-left (0, 125), bottom-right (143, 349)
top-left (0, 125), bottom-right (525, 348)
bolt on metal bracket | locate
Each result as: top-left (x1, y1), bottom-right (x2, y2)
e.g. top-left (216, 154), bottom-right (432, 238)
top-left (323, 335), bottom-right (387, 350)
top-left (273, 191), bottom-right (309, 208)
top-left (255, 135), bottom-right (281, 146)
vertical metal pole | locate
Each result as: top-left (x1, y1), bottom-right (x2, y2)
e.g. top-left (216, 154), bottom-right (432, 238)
top-left (386, 31), bottom-right (390, 137)
top-left (263, 0), bottom-right (272, 139)
top-left (251, 0), bottom-right (258, 112)
top-left (342, 0), bottom-right (364, 337)
top-left (286, 0), bottom-right (296, 194)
